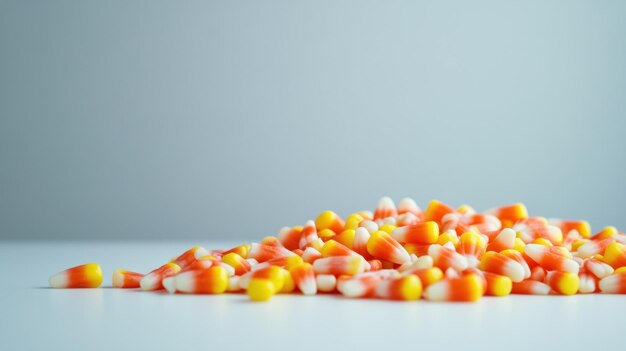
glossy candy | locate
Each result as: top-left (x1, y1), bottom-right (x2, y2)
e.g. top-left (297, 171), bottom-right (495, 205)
top-left (49, 263), bottom-right (103, 288)
top-left (112, 269), bottom-right (143, 288)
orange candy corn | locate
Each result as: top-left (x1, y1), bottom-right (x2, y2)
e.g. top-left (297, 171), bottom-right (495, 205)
top-left (316, 274), bottom-right (337, 292)
top-left (403, 267), bottom-right (444, 287)
top-left (481, 271), bottom-right (512, 296)
top-left (429, 244), bottom-right (468, 272)
top-left (577, 238), bottom-right (614, 258)
top-left (352, 227), bottom-right (373, 259)
top-left (511, 280), bottom-right (551, 295)
top-left (140, 263), bottom-right (181, 291)
top-left (248, 243), bottom-right (297, 263)
top-left (486, 203), bottom-right (528, 225)
top-left (549, 219), bottom-right (591, 238)
top-left (278, 226), bottom-right (303, 250)
top-left (397, 197), bottom-right (421, 216)
top-left (375, 275), bottom-right (422, 301)
top-left (391, 221), bottom-right (440, 244)
top-left (599, 272), bottom-right (626, 294)
top-left (172, 246), bottom-right (208, 270)
top-left (315, 211), bottom-right (345, 235)
top-left (337, 274), bottom-right (380, 298)
top-left (302, 247), bottom-right (322, 264)
top-left (321, 240), bottom-right (361, 258)
top-left (313, 256), bottom-right (367, 275)
top-left (373, 197), bottom-right (398, 221)
top-left (423, 200), bottom-right (455, 225)
top-left (546, 271), bottom-right (579, 295)
top-left (166, 266), bottom-right (228, 294)
top-left (423, 273), bottom-right (483, 302)
top-left (112, 269), bottom-right (144, 288)
top-left (289, 262), bottom-right (317, 295)
top-left (49, 263), bottom-right (103, 288)
top-left (367, 231), bottom-right (410, 264)
top-left (603, 242), bottom-right (626, 269)
top-left (524, 244), bottom-right (579, 274)
top-left (578, 272), bottom-right (597, 294)
top-left (583, 258), bottom-right (614, 279)
top-left (486, 228), bottom-right (516, 252)
top-left (479, 251), bottom-right (525, 282)
top-left (222, 252), bottom-right (252, 275)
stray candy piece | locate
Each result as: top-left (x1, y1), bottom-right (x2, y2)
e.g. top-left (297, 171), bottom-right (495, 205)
top-left (112, 269), bottom-right (144, 288)
top-left (289, 263), bottom-right (317, 295)
top-left (367, 231), bottom-right (411, 264)
top-left (546, 271), bottom-right (579, 295)
top-left (375, 275), bottom-right (422, 301)
top-left (172, 246), bottom-right (208, 270)
top-left (423, 273), bottom-right (483, 302)
top-left (140, 263), bottom-right (181, 291)
top-left (248, 279), bottom-right (276, 301)
top-left (168, 266), bottom-right (228, 294)
top-left (49, 263), bottom-right (103, 289)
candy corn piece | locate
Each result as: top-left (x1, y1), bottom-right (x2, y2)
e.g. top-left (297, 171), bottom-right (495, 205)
top-left (248, 243), bottom-right (296, 263)
top-left (511, 280), bottom-right (551, 295)
top-left (429, 244), bottom-right (468, 272)
top-left (423, 200), bottom-right (455, 225)
top-left (397, 197), bottom-right (421, 216)
top-left (583, 258), bottom-right (614, 279)
top-left (289, 262), bottom-right (317, 295)
top-left (485, 203), bottom-right (528, 225)
top-left (337, 275), bottom-right (380, 298)
top-left (248, 279), bottom-right (276, 301)
top-left (316, 274), bottom-right (337, 292)
top-left (578, 272), bottom-right (597, 294)
top-left (302, 247), bottom-right (322, 264)
top-left (577, 238), bottom-right (614, 258)
top-left (172, 246), bottom-right (208, 270)
top-left (375, 275), bottom-right (422, 301)
top-left (112, 269), bottom-right (144, 288)
top-left (222, 252), bottom-right (252, 275)
top-left (373, 197), bottom-right (398, 221)
top-left (367, 231), bottom-right (411, 264)
top-left (391, 221), bottom-right (439, 244)
top-left (315, 210), bottom-right (345, 235)
top-left (403, 267), bottom-right (444, 287)
top-left (166, 266), bottom-right (228, 294)
top-left (313, 256), bottom-right (368, 275)
top-left (49, 263), bottom-right (103, 288)
top-left (278, 226), bottom-right (303, 250)
top-left (599, 272), bottom-right (626, 294)
top-left (549, 219), bottom-right (591, 238)
top-left (481, 271), bottom-right (512, 297)
top-left (603, 242), bottom-right (626, 269)
top-left (423, 273), bottom-right (483, 302)
top-left (321, 240), bottom-right (361, 258)
top-left (140, 263), bottom-right (181, 291)
top-left (545, 271), bottom-right (579, 295)
top-left (524, 244), bottom-right (579, 274)
top-left (479, 251), bottom-right (525, 282)
top-left (486, 228), bottom-right (516, 252)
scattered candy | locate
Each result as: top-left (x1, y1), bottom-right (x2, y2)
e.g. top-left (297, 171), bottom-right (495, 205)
top-left (49, 197), bottom-right (626, 303)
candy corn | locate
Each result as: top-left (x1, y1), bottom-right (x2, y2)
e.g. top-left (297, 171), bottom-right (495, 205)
top-left (49, 263), bottom-right (103, 288)
top-left (112, 269), bottom-right (143, 288)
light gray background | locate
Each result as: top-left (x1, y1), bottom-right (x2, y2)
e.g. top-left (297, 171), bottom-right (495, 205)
top-left (1, 0), bottom-right (625, 240)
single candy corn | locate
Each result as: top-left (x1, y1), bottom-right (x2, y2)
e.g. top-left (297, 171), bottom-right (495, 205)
top-left (577, 238), bottom-right (614, 258)
top-left (603, 242), bottom-right (626, 269)
top-left (315, 211), bottom-right (345, 235)
top-left (578, 272), bottom-right (597, 294)
top-left (223, 244), bottom-right (250, 258)
top-left (352, 227), bottom-right (373, 259)
top-left (316, 274), bottom-right (337, 292)
top-left (599, 272), bottom-right (626, 294)
top-left (524, 244), bottom-right (579, 274)
top-left (375, 275), bottom-right (422, 301)
top-left (140, 263), bottom-right (181, 291)
top-left (423, 200), bottom-right (455, 225)
top-left (373, 197), bottom-right (398, 221)
top-left (302, 247), bottom-right (322, 264)
top-left (222, 252), bottom-right (252, 275)
top-left (391, 221), bottom-right (439, 244)
top-left (583, 258), bottom-right (614, 279)
top-left (299, 220), bottom-right (322, 250)
top-left (313, 256), bottom-right (367, 275)
top-left (168, 266), bottom-right (228, 294)
top-left (278, 227), bottom-right (303, 251)
top-left (248, 243), bottom-right (297, 263)
top-left (482, 271), bottom-right (512, 296)
top-left (289, 263), bottom-right (317, 295)
top-left (112, 269), bottom-right (144, 288)
top-left (549, 219), bottom-right (591, 238)
top-left (49, 263), bottom-right (103, 288)
top-left (248, 279), bottom-right (276, 301)
top-left (486, 228), bottom-right (516, 252)
top-left (545, 271), bottom-right (579, 295)
top-left (172, 246), bottom-right (208, 270)
top-left (397, 197), bottom-right (421, 216)
top-left (511, 280), bottom-right (551, 295)
top-left (321, 240), bottom-right (361, 258)
top-left (423, 274), bottom-right (483, 302)
top-left (403, 267), bottom-right (444, 287)
top-left (591, 226), bottom-right (618, 240)
top-left (367, 231), bottom-right (411, 264)
top-left (486, 203), bottom-right (528, 225)
top-left (479, 251), bottom-right (525, 282)
top-left (344, 214), bottom-right (365, 231)
top-left (429, 244), bottom-right (468, 272)
top-left (250, 266), bottom-right (286, 293)
top-left (457, 231), bottom-right (486, 266)
top-left (500, 249), bottom-right (531, 280)
top-left (337, 275), bottom-right (380, 298)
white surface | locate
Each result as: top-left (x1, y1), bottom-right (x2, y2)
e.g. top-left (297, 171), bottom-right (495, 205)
top-left (1, 241), bottom-right (623, 351)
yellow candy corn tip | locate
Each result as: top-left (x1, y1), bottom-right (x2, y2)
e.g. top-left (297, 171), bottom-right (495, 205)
top-left (399, 275), bottom-right (423, 301)
top-left (83, 264), bottom-right (104, 287)
top-left (280, 269), bottom-right (295, 293)
top-left (248, 279), bottom-right (275, 302)
top-left (489, 276), bottom-right (512, 297)
top-left (335, 229), bottom-right (356, 248)
top-left (318, 229), bottom-right (336, 239)
top-left (437, 232), bottom-right (459, 246)
top-left (513, 238), bottom-right (525, 253)
top-left (315, 211), bottom-right (340, 231)
top-left (556, 273), bottom-right (579, 295)
top-left (533, 238), bottom-right (553, 247)
top-left (614, 267), bottom-right (626, 274)
top-left (222, 252), bottom-right (243, 267)
top-left (344, 214), bottom-right (364, 230)
top-left (465, 274), bottom-right (485, 301)
top-left (604, 242), bottom-right (626, 267)
top-left (285, 256), bottom-right (304, 269)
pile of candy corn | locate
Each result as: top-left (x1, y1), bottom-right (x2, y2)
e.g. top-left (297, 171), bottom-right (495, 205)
top-left (49, 197), bottom-right (626, 301)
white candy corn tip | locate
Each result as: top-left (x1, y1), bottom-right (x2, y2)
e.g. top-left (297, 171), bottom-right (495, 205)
top-left (140, 274), bottom-right (160, 291)
top-left (503, 260), bottom-right (525, 283)
top-left (112, 270), bottom-right (125, 288)
top-left (424, 280), bottom-right (449, 301)
top-left (497, 228), bottom-right (516, 245)
top-left (174, 271), bottom-right (196, 293)
top-left (48, 272), bottom-right (68, 288)
top-left (162, 276), bottom-right (176, 294)
top-left (562, 259), bottom-right (580, 274)
top-left (599, 274), bottom-right (621, 293)
top-left (398, 198), bottom-right (419, 211)
top-left (523, 244), bottom-right (545, 261)
top-left (378, 196), bottom-right (396, 209)
top-left (578, 274), bottom-right (596, 294)
top-left (299, 278), bottom-right (318, 296)
top-left (578, 241), bottom-right (599, 258)
top-left (193, 247), bottom-right (209, 260)
top-left (227, 276), bottom-right (241, 292)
